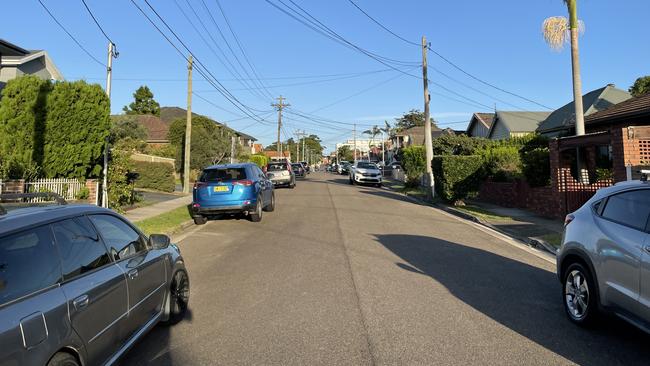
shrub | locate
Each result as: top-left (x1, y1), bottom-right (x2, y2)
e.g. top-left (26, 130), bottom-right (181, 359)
top-left (132, 161), bottom-right (175, 192)
top-left (0, 76), bottom-right (51, 176)
top-left (521, 148), bottom-right (550, 187)
top-left (402, 145), bottom-right (426, 179)
top-left (145, 144), bottom-right (176, 158)
top-left (249, 154), bottom-right (268, 168)
top-left (43, 80), bottom-right (110, 178)
top-left (108, 150), bottom-right (135, 211)
top-left (168, 116), bottom-right (230, 171)
top-left (75, 186), bottom-right (90, 200)
top-left (431, 134), bottom-right (491, 156)
top-left (481, 145), bottom-right (522, 182)
top-left (432, 155), bottom-right (484, 202)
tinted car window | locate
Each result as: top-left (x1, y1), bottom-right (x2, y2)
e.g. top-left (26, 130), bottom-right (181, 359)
top-left (89, 215), bottom-right (147, 260)
top-left (0, 226), bottom-right (61, 305)
top-left (200, 168), bottom-right (247, 182)
top-left (268, 163), bottom-right (287, 171)
top-left (52, 217), bottom-right (111, 281)
top-left (357, 162), bottom-right (377, 169)
top-left (602, 190), bottom-right (650, 231)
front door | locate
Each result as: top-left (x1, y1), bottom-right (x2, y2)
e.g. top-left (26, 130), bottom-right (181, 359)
top-left (89, 214), bottom-right (166, 340)
top-left (53, 217), bottom-right (128, 366)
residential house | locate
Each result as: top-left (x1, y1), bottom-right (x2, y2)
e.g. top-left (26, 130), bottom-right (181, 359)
top-left (252, 143), bottom-right (264, 154)
top-left (465, 113), bottom-right (495, 138)
top-left (0, 39), bottom-right (63, 93)
top-left (264, 150), bottom-right (291, 161)
top-left (135, 115), bottom-right (170, 146)
top-left (536, 84), bottom-right (631, 137)
top-left (585, 92), bottom-right (650, 133)
top-left (486, 111), bottom-right (551, 140)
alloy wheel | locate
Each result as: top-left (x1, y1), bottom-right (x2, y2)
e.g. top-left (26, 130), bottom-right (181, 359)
top-left (565, 269), bottom-right (589, 319)
top-left (171, 270), bottom-right (190, 316)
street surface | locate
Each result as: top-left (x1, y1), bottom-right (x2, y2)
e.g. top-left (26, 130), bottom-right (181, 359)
top-left (120, 172), bottom-right (650, 365)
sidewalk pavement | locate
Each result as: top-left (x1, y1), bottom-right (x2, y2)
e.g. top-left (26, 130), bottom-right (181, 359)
top-left (382, 177), bottom-right (564, 252)
top-left (124, 194), bottom-right (192, 222)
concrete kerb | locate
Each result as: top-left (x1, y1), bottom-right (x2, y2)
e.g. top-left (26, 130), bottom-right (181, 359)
top-left (379, 184), bottom-right (557, 264)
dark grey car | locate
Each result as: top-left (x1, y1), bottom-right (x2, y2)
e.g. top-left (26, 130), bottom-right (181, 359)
top-left (0, 195), bottom-right (189, 366)
top-left (557, 180), bottom-right (650, 332)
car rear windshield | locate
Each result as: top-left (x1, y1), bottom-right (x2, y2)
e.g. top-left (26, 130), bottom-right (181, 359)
top-left (291, 164), bottom-right (302, 168)
top-left (357, 162), bottom-right (377, 169)
top-left (267, 163), bottom-right (287, 171)
top-left (200, 168), bottom-right (247, 182)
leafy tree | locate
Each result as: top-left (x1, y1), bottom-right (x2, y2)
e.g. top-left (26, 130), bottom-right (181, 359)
top-left (431, 134), bottom-right (490, 156)
top-left (402, 146), bottom-right (426, 187)
top-left (109, 115), bottom-right (148, 151)
top-left (122, 85), bottom-right (160, 116)
top-left (43, 80), bottom-right (110, 178)
top-left (394, 109), bottom-right (437, 131)
top-left (337, 145), bottom-right (354, 162)
top-left (168, 116), bottom-right (229, 171)
top-left (0, 75), bottom-right (51, 178)
top-left (107, 149), bottom-right (135, 211)
top-left (629, 76), bottom-right (650, 97)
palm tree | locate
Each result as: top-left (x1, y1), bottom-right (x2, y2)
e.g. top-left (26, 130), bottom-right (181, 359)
top-left (543, 0), bottom-right (585, 136)
top-left (363, 125), bottom-right (382, 161)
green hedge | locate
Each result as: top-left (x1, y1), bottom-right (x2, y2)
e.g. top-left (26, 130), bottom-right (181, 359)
top-left (481, 145), bottom-right (522, 182)
top-left (432, 155), bottom-right (484, 202)
top-left (132, 161), bottom-right (175, 192)
top-left (248, 154), bottom-right (269, 168)
top-left (402, 146), bottom-right (426, 187)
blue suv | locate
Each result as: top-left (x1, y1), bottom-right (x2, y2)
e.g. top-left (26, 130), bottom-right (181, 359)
top-left (191, 163), bottom-right (275, 224)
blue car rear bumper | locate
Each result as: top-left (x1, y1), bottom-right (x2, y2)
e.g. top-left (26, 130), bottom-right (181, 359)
top-left (192, 199), bottom-right (257, 216)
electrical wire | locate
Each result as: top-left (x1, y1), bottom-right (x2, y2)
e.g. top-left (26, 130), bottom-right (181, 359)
top-left (346, 0), bottom-right (419, 46)
top-left (80, 0), bottom-right (113, 44)
top-left (37, 0), bottom-right (106, 67)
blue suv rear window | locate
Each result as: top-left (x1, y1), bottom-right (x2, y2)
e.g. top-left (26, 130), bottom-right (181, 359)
top-left (201, 168), bottom-right (247, 182)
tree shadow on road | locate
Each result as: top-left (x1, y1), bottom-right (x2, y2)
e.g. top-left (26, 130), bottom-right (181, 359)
top-left (374, 234), bottom-right (650, 365)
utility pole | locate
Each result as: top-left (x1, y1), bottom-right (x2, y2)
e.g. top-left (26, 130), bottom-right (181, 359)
top-left (353, 123), bottom-right (357, 162)
top-left (422, 36), bottom-right (435, 200)
top-left (230, 135), bottom-right (236, 164)
top-left (102, 41), bottom-right (117, 208)
top-left (183, 55), bottom-right (193, 194)
top-left (272, 96), bottom-right (289, 160)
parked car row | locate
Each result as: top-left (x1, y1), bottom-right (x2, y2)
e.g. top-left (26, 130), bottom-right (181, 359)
top-left (0, 193), bottom-right (188, 366)
top-left (191, 160), bottom-right (312, 225)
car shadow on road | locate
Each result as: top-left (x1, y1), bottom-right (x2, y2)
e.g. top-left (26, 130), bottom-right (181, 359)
top-left (118, 309), bottom-right (194, 365)
top-left (358, 189), bottom-right (419, 204)
top-left (374, 234), bottom-right (650, 365)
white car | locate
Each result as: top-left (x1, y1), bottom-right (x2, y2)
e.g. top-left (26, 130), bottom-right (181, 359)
top-left (349, 161), bottom-right (382, 187)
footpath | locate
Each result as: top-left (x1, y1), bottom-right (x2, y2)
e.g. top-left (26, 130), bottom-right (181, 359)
top-left (381, 178), bottom-right (563, 255)
top-left (124, 194), bottom-right (194, 236)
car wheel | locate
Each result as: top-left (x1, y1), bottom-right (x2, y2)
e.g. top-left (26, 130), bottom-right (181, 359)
top-left (47, 352), bottom-right (79, 366)
top-left (193, 216), bottom-right (207, 225)
top-left (376, 183), bottom-right (382, 188)
top-left (163, 270), bottom-right (190, 325)
top-left (264, 192), bottom-right (275, 212)
top-left (249, 197), bottom-right (263, 222)
top-left (290, 180), bottom-right (296, 189)
top-left (563, 262), bottom-right (598, 326)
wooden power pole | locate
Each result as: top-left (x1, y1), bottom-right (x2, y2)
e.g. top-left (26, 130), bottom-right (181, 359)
top-left (353, 123), bottom-right (357, 162)
top-left (183, 55), bottom-right (193, 194)
top-left (422, 36), bottom-right (435, 200)
top-left (272, 96), bottom-right (289, 159)
top-left (102, 41), bottom-right (117, 208)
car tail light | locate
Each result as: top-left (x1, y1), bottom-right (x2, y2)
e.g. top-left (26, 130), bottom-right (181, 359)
top-left (233, 180), bottom-right (254, 186)
top-left (564, 214), bottom-right (575, 226)
top-left (192, 203), bottom-right (201, 208)
top-left (193, 181), bottom-right (207, 189)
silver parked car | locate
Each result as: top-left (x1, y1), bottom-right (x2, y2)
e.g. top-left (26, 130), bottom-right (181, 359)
top-left (0, 194), bottom-right (189, 366)
top-left (557, 180), bottom-right (650, 331)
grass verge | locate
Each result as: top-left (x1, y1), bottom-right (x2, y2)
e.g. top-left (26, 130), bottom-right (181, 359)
top-left (134, 205), bottom-right (192, 236)
top-left (454, 205), bottom-right (513, 221)
top-left (538, 232), bottom-right (562, 249)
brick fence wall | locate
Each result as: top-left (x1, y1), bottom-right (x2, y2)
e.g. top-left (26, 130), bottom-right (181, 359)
top-left (478, 180), bottom-right (560, 219)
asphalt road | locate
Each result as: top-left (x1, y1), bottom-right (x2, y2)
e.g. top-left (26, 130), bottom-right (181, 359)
top-left (120, 172), bottom-right (650, 366)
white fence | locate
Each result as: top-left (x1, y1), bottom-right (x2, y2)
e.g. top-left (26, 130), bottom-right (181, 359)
top-left (24, 178), bottom-right (86, 201)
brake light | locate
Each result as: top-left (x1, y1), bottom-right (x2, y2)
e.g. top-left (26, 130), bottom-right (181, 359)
top-left (193, 181), bottom-right (207, 189)
top-left (564, 214), bottom-right (575, 226)
top-left (233, 180), bottom-right (254, 186)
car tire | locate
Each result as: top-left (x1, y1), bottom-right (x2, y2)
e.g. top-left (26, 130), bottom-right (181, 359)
top-left (289, 181), bottom-right (296, 189)
top-left (376, 183), bottom-right (382, 188)
top-left (47, 352), bottom-right (79, 366)
top-left (563, 262), bottom-right (598, 326)
top-left (249, 197), bottom-right (263, 222)
top-left (193, 216), bottom-right (207, 225)
top-left (263, 192), bottom-right (275, 212)
top-left (163, 270), bottom-right (190, 325)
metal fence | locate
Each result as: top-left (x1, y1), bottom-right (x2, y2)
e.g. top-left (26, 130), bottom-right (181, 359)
top-left (24, 178), bottom-right (86, 202)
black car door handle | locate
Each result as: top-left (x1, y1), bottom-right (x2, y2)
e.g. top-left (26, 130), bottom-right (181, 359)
top-left (128, 269), bottom-right (139, 279)
top-left (73, 295), bottom-right (89, 310)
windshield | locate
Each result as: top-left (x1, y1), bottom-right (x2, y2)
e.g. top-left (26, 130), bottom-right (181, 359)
top-left (291, 164), bottom-right (303, 169)
top-left (356, 162), bottom-right (377, 169)
top-left (267, 163), bottom-right (287, 171)
top-left (200, 168), bottom-right (247, 182)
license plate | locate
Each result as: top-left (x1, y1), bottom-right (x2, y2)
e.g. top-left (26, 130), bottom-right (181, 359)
top-left (213, 186), bottom-right (229, 192)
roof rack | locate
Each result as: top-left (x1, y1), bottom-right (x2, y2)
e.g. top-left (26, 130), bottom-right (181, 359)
top-left (0, 192), bottom-right (67, 216)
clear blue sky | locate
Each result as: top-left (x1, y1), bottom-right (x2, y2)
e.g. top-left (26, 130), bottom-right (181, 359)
top-left (3, 0), bottom-right (649, 152)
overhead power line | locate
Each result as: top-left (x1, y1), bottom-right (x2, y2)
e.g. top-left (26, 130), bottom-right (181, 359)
top-left (37, 0), bottom-right (106, 67)
top-left (80, 0), bottom-right (114, 44)
top-left (346, 0), bottom-right (419, 46)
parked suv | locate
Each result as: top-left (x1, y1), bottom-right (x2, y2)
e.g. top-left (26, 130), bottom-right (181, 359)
top-left (557, 179), bottom-right (650, 332)
top-left (0, 193), bottom-right (189, 366)
top-left (192, 163), bottom-right (275, 224)
top-left (349, 161), bottom-right (382, 187)
top-left (266, 160), bottom-right (296, 188)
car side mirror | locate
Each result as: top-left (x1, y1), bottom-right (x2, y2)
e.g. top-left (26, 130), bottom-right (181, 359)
top-left (149, 234), bottom-right (171, 249)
